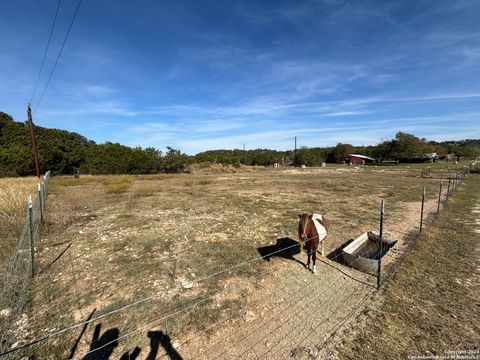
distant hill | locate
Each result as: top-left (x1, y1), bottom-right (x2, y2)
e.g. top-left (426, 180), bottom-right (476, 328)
top-left (1, 111), bottom-right (478, 177)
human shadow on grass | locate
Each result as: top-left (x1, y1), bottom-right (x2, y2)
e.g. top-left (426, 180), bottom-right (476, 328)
top-left (77, 324), bottom-right (183, 360)
top-left (81, 323), bottom-right (119, 360)
top-left (257, 237), bottom-right (303, 266)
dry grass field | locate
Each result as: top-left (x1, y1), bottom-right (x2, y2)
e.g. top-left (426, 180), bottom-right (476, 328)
top-left (0, 177), bottom-right (39, 270)
top-left (5, 162), bottom-right (471, 358)
top-left (332, 173), bottom-right (480, 359)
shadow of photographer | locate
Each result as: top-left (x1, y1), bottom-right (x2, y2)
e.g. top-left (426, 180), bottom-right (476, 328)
top-left (74, 322), bottom-right (183, 360)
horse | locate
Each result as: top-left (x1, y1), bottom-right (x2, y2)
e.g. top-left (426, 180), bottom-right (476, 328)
top-left (298, 213), bottom-right (328, 273)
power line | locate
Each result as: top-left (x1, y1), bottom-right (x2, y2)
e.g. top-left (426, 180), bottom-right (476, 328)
top-left (30, 0), bottom-right (63, 104)
top-left (34, 0), bottom-right (83, 112)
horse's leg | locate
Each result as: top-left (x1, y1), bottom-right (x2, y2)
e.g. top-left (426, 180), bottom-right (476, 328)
top-left (312, 248), bottom-right (317, 273)
top-left (306, 249), bottom-right (311, 271)
top-left (320, 240), bottom-right (324, 256)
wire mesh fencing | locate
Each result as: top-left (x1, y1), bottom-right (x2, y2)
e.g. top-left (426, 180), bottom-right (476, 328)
top-left (0, 171), bottom-right (51, 354)
top-left (0, 166), bottom-right (473, 358)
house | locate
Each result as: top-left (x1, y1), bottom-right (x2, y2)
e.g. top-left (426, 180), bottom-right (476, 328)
top-left (344, 154), bottom-right (376, 165)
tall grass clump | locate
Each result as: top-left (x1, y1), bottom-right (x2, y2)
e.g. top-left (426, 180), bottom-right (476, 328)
top-left (105, 177), bottom-right (132, 194)
top-left (0, 177), bottom-right (38, 270)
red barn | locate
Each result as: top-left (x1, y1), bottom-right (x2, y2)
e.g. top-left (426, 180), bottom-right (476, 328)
top-left (345, 154), bottom-right (376, 165)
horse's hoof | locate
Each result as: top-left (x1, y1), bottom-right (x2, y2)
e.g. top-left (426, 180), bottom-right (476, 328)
top-left (312, 267), bottom-right (317, 273)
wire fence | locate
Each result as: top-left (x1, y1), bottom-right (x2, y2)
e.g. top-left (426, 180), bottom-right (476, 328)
top-left (0, 171), bottom-right (51, 354)
top-left (0, 166), bottom-right (473, 358)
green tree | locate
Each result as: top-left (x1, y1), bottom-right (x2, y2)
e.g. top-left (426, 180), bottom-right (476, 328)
top-left (452, 146), bottom-right (480, 161)
top-left (294, 147), bottom-right (327, 166)
top-left (389, 132), bottom-right (433, 160)
top-left (163, 146), bottom-right (190, 173)
top-left (0, 144), bottom-right (32, 177)
top-left (327, 143), bottom-right (353, 163)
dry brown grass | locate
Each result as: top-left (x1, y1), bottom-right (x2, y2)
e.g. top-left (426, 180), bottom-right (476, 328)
top-left (190, 163), bottom-right (266, 174)
top-left (0, 177), bottom-right (38, 221)
top-left (17, 164), bottom-right (463, 358)
top-left (331, 174), bottom-right (480, 359)
top-left (0, 176), bottom-right (39, 269)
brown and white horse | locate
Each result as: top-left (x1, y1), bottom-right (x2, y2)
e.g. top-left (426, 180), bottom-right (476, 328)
top-left (298, 213), bottom-right (328, 273)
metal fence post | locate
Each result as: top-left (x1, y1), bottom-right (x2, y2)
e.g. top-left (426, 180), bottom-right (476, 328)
top-left (377, 199), bottom-right (384, 290)
top-left (28, 195), bottom-right (35, 277)
top-left (446, 178), bottom-right (451, 201)
top-left (437, 181), bottom-right (442, 214)
top-left (43, 172), bottom-right (49, 200)
top-left (420, 186), bottom-right (425, 234)
top-left (41, 182), bottom-right (46, 207)
top-left (38, 183), bottom-right (44, 224)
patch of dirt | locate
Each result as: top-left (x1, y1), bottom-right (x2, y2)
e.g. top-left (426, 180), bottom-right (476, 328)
top-left (165, 255), bottom-right (374, 360)
top-left (10, 167), bottom-right (453, 358)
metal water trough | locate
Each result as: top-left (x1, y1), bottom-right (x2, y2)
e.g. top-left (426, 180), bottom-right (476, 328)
top-left (342, 231), bottom-right (397, 274)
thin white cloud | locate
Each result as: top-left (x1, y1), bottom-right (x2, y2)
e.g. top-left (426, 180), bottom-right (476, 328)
top-left (325, 111), bottom-right (371, 117)
top-left (115, 109), bottom-right (480, 154)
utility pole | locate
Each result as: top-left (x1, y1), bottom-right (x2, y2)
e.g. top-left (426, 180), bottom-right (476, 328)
top-left (294, 136), bottom-right (297, 167)
top-left (27, 104), bottom-right (41, 178)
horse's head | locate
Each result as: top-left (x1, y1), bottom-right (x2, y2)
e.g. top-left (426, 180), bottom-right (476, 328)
top-left (298, 213), bottom-right (313, 245)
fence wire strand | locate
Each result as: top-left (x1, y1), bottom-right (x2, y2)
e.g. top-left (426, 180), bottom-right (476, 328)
top-left (0, 167), bottom-right (471, 358)
top-left (0, 172), bottom-right (51, 355)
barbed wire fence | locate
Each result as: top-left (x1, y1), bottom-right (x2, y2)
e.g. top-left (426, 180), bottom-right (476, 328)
top-left (0, 171), bottom-right (51, 354)
top-left (0, 165), bottom-right (473, 358)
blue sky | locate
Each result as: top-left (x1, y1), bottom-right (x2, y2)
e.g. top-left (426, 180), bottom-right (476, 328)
top-left (1, 0), bottom-right (479, 154)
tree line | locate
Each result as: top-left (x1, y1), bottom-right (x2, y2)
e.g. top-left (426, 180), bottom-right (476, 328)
top-left (0, 112), bottom-right (189, 177)
top-left (1, 111), bottom-right (479, 177)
